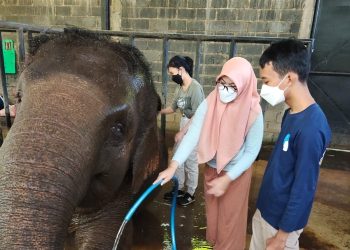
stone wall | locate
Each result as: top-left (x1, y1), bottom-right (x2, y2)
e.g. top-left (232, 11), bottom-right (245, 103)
top-left (0, 0), bottom-right (316, 143)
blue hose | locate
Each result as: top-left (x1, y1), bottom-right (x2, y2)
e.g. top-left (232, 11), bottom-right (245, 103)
top-left (170, 177), bottom-right (178, 250)
top-left (125, 180), bottom-right (162, 221)
top-left (112, 177), bottom-right (178, 250)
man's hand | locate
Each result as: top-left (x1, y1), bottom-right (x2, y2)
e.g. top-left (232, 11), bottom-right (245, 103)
top-left (266, 230), bottom-right (288, 250)
top-left (206, 174), bottom-right (231, 197)
top-left (0, 105), bottom-right (16, 117)
top-left (153, 160), bottom-right (178, 186)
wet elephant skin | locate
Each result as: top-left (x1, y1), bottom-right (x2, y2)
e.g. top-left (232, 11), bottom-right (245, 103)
top-left (0, 29), bottom-right (165, 249)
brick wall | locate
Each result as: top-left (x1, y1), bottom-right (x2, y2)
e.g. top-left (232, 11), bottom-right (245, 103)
top-left (0, 0), bottom-right (315, 143)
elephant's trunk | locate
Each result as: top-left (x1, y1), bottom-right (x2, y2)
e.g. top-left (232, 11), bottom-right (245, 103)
top-left (0, 121), bottom-right (94, 248)
top-left (0, 77), bottom-right (105, 248)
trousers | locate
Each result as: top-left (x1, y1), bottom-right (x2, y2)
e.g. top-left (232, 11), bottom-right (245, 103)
top-left (249, 209), bottom-right (303, 250)
top-left (173, 116), bottom-right (199, 195)
top-left (204, 165), bottom-right (253, 250)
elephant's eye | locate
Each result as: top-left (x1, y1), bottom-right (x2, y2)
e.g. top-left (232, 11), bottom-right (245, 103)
top-left (111, 123), bottom-right (124, 139)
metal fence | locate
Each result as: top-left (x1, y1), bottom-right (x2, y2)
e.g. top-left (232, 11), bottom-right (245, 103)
top-left (0, 21), bottom-right (313, 133)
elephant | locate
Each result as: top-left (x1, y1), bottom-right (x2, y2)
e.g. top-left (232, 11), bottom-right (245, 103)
top-left (0, 29), bottom-right (166, 249)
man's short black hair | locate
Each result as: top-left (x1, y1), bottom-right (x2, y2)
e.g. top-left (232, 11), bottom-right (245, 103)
top-left (259, 39), bottom-right (311, 82)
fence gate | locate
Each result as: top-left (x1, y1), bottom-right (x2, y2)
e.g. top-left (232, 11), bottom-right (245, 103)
top-left (309, 0), bottom-right (350, 148)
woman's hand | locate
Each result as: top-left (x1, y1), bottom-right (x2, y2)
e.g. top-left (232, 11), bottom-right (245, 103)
top-left (153, 160), bottom-right (179, 186)
top-left (206, 174), bottom-right (232, 197)
top-left (174, 131), bottom-right (184, 143)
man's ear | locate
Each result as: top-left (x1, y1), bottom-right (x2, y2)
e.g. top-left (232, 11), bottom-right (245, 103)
top-left (288, 72), bottom-right (299, 84)
top-left (283, 72), bottom-right (298, 97)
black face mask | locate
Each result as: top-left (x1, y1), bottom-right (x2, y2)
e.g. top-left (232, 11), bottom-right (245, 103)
top-left (172, 74), bottom-right (183, 85)
top-left (171, 69), bottom-right (183, 85)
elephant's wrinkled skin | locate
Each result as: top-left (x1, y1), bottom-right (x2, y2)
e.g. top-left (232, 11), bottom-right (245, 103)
top-left (0, 30), bottom-right (165, 249)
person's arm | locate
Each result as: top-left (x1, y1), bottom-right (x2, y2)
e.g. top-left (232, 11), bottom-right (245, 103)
top-left (226, 112), bottom-right (264, 180)
top-left (162, 87), bottom-right (180, 115)
top-left (183, 84), bottom-right (204, 118)
top-left (160, 89), bottom-right (178, 114)
top-left (160, 106), bottom-right (175, 115)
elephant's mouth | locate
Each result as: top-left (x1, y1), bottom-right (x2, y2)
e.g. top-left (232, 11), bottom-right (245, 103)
top-left (68, 183), bottom-right (134, 234)
top-left (74, 169), bottom-right (133, 214)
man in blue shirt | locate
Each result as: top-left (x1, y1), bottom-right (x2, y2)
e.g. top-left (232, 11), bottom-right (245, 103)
top-left (250, 39), bottom-right (331, 250)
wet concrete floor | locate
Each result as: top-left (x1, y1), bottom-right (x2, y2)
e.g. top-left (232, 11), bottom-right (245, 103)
top-left (128, 143), bottom-right (350, 250)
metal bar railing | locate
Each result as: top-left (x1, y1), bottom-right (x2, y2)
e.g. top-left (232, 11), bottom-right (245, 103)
top-left (194, 40), bottom-right (202, 81)
top-left (0, 21), bottom-right (313, 44)
top-left (310, 71), bottom-right (350, 77)
top-left (0, 32), bottom-right (12, 128)
top-left (229, 39), bottom-right (237, 59)
top-left (17, 27), bottom-right (25, 65)
top-left (161, 37), bottom-right (169, 137)
top-left (129, 35), bottom-right (135, 47)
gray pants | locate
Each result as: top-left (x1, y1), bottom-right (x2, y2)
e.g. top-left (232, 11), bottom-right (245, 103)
top-left (173, 116), bottom-right (199, 196)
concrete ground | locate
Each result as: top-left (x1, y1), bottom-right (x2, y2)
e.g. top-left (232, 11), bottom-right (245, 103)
top-left (129, 144), bottom-right (350, 250)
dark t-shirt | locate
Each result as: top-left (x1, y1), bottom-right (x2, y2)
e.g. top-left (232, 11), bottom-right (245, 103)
top-left (257, 103), bottom-right (331, 232)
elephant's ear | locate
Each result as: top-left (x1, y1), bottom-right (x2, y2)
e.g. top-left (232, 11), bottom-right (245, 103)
top-left (131, 123), bottom-right (166, 193)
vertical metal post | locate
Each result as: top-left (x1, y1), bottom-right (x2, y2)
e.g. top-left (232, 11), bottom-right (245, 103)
top-left (28, 30), bottom-right (33, 42)
top-left (229, 39), bottom-right (237, 58)
top-left (17, 27), bottom-right (25, 66)
top-left (129, 35), bottom-right (135, 47)
top-left (0, 32), bottom-right (12, 128)
top-left (310, 0), bottom-right (321, 40)
top-left (310, 0), bottom-right (321, 53)
top-left (101, 0), bottom-right (110, 30)
top-left (194, 40), bottom-right (202, 81)
top-left (161, 37), bottom-right (169, 138)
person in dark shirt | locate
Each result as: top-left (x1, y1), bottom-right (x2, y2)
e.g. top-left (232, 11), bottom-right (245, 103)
top-left (250, 39), bottom-right (331, 250)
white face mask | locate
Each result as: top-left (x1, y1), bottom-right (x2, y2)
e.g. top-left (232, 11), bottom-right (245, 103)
top-left (218, 85), bottom-right (237, 103)
top-left (260, 75), bottom-right (289, 106)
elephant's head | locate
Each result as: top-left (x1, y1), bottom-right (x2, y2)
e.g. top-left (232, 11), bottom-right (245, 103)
top-left (0, 29), bottom-right (165, 248)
